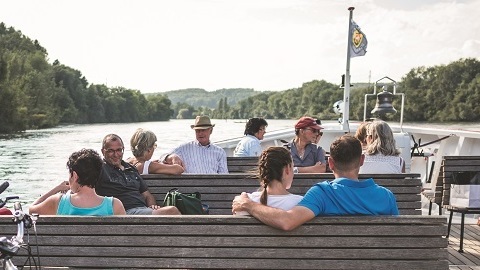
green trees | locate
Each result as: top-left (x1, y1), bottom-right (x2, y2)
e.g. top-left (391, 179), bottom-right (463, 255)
top-left (0, 23), bottom-right (173, 133)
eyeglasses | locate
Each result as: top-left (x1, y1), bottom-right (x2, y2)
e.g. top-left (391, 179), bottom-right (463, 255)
top-left (305, 128), bottom-right (322, 135)
top-left (104, 148), bottom-right (124, 155)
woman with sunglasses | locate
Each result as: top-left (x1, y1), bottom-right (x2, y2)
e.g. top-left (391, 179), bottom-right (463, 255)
top-left (286, 117), bottom-right (327, 173)
top-left (127, 128), bottom-right (184, 175)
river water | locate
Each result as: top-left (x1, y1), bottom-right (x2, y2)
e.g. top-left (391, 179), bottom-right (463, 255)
top-left (1, 119), bottom-right (480, 208)
top-left (0, 119), bottom-right (297, 205)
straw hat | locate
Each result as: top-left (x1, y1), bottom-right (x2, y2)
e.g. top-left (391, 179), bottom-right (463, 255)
top-left (190, 116), bottom-right (215, 129)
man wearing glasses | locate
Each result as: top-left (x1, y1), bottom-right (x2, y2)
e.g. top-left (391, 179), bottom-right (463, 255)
top-left (287, 117), bottom-right (327, 173)
top-left (96, 134), bottom-right (181, 215)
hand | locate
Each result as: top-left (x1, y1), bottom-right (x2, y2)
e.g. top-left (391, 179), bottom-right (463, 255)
top-left (232, 192), bottom-right (251, 214)
top-left (149, 205), bottom-right (161, 210)
top-left (170, 155), bottom-right (184, 167)
top-left (55, 181), bottom-right (70, 194)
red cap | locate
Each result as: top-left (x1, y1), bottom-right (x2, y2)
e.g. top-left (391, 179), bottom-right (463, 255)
top-left (295, 117), bottom-right (323, 130)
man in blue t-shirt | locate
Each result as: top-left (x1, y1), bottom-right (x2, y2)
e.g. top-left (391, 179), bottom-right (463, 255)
top-left (232, 135), bottom-right (399, 231)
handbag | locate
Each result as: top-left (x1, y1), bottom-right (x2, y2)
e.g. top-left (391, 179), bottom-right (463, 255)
top-left (449, 172), bottom-right (480, 208)
top-left (163, 188), bottom-right (208, 215)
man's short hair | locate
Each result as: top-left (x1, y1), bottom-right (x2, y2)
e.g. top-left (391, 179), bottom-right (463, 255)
top-left (102, 134), bottom-right (124, 150)
top-left (330, 135), bottom-right (362, 171)
top-left (66, 149), bottom-right (103, 188)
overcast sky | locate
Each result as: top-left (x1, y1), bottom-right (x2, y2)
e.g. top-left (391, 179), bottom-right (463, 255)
top-left (1, 0), bottom-right (479, 93)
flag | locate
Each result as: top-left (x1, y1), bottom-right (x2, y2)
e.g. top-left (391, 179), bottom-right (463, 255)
top-left (350, 20), bottom-right (367, 57)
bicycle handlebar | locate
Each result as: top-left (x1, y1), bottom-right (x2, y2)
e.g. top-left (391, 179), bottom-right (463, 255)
top-left (0, 182), bottom-right (9, 194)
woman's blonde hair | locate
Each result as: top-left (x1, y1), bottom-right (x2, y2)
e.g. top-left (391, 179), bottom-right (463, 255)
top-left (130, 128), bottom-right (157, 158)
top-left (365, 120), bottom-right (400, 156)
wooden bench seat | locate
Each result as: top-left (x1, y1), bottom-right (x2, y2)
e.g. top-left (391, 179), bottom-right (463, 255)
top-left (143, 173), bottom-right (422, 215)
top-left (422, 155), bottom-right (480, 252)
top-left (0, 215), bottom-right (448, 269)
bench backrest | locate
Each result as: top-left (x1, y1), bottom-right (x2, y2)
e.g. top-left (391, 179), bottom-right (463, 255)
top-left (227, 156), bottom-right (258, 173)
top-left (442, 156), bottom-right (480, 206)
top-left (0, 215), bottom-right (448, 269)
top-left (143, 173), bottom-right (422, 215)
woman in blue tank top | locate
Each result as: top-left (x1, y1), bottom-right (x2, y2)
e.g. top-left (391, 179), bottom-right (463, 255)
top-left (29, 149), bottom-right (126, 216)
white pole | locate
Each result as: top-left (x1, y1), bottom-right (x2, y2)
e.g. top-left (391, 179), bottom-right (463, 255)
top-left (342, 7), bottom-right (354, 131)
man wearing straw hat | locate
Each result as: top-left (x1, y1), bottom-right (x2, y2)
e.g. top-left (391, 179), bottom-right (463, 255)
top-left (164, 116), bottom-right (228, 174)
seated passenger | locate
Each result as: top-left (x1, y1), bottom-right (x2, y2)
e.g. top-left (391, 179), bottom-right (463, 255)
top-left (359, 120), bottom-right (405, 174)
top-left (233, 117), bottom-right (268, 157)
top-left (164, 116), bottom-right (228, 174)
top-left (127, 128), bottom-right (184, 175)
top-left (235, 147), bottom-right (303, 215)
top-left (287, 116), bottom-right (326, 173)
top-left (97, 134), bottom-right (180, 215)
top-left (232, 135), bottom-right (399, 231)
top-left (29, 149), bottom-right (126, 215)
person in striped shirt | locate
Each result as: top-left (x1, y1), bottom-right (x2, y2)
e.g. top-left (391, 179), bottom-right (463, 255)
top-left (164, 116), bottom-right (228, 174)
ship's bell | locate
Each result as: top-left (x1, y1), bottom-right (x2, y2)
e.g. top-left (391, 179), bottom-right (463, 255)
top-left (371, 89), bottom-right (397, 115)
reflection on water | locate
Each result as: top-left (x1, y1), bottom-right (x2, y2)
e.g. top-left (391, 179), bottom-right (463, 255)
top-left (0, 119), bottom-right (297, 206)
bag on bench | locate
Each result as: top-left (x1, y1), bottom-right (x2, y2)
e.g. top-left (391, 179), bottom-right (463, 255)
top-left (163, 188), bottom-right (208, 215)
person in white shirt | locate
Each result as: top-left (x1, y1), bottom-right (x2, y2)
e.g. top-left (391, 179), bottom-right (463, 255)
top-left (359, 120), bottom-right (405, 174)
top-left (235, 146), bottom-right (303, 215)
top-left (165, 116), bottom-right (228, 174)
top-left (233, 118), bottom-right (268, 157)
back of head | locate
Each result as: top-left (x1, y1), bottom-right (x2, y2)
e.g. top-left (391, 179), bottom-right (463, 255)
top-left (244, 118), bottom-right (268, 136)
top-left (330, 135), bottom-right (362, 172)
top-left (258, 146), bottom-right (292, 205)
top-left (365, 120), bottom-right (400, 156)
top-left (67, 149), bottom-right (103, 188)
top-left (355, 122), bottom-right (371, 145)
top-left (130, 128), bottom-right (157, 157)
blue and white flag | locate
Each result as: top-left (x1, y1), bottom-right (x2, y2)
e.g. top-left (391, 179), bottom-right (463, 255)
top-left (350, 20), bottom-right (367, 57)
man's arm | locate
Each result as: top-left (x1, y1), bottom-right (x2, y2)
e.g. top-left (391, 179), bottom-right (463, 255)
top-left (141, 190), bottom-right (158, 207)
top-left (297, 162), bottom-right (326, 173)
top-left (232, 192), bottom-right (315, 231)
top-left (218, 150), bottom-right (229, 173)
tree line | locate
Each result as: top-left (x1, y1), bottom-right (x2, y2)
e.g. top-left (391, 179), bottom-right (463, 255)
top-left (0, 23), bottom-right (172, 133)
top-left (1, 22), bottom-right (479, 134)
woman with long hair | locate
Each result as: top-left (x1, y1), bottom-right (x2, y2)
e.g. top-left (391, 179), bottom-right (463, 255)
top-left (359, 120), bottom-right (405, 174)
top-left (234, 147), bottom-right (303, 215)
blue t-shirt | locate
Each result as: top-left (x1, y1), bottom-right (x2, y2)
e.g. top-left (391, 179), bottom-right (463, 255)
top-left (298, 178), bottom-right (399, 216)
top-left (57, 193), bottom-right (114, 216)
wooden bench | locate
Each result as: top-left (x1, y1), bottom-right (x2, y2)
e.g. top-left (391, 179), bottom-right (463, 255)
top-left (0, 215), bottom-right (448, 269)
top-left (423, 156), bottom-right (480, 251)
top-left (439, 156), bottom-right (480, 253)
top-left (143, 173), bottom-right (423, 215)
top-left (227, 156), bottom-right (258, 173)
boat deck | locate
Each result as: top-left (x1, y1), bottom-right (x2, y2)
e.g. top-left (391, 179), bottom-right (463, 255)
top-left (449, 223), bottom-right (480, 269)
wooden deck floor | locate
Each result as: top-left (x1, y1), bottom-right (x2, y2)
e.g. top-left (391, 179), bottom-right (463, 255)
top-left (449, 224), bottom-right (480, 269)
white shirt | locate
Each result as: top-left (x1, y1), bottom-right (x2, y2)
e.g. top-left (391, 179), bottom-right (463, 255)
top-left (173, 141), bottom-right (229, 174)
top-left (359, 154), bottom-right (403, 174)
top-left (236, 191), bottom-right (303, 215)
top-left (233, 135), bottom-right (262, 157)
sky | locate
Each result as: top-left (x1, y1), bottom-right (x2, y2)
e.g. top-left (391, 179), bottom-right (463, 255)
top-left (1, 0), bottom-right (479, 93)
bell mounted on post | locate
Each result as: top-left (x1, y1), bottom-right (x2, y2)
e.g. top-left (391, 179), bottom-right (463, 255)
top-left (363, 76), bottom-right (404, 130)
top-left (371, 86), bottom-right (397, 115)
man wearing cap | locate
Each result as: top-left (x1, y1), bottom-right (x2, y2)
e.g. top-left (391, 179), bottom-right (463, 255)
top-left (164, 116), bottom-right (228, 174)
top-left (287, 116), bottom-right (327, 173)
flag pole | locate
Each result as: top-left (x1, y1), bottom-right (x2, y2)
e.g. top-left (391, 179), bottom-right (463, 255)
top-left (342, 7), bottom-right (355, 131)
